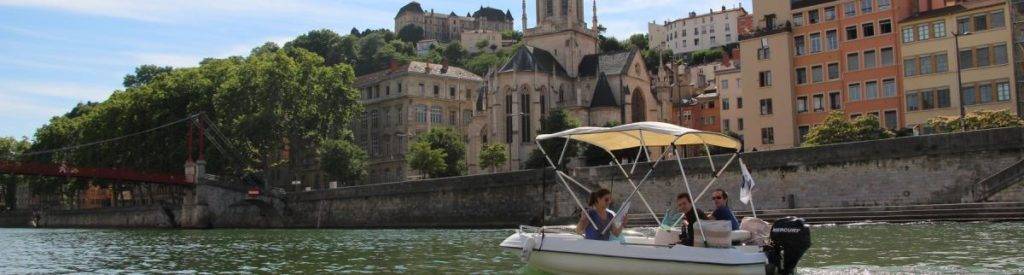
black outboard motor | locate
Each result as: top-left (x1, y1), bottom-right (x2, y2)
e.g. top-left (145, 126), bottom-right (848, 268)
top-left (765, 216), bottom-right (811, 275)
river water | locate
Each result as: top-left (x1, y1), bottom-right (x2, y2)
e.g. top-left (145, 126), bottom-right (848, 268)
top-left (1, 222), bottom-right (1021, 274)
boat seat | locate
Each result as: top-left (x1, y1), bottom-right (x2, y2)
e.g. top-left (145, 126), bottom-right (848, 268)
top-left (730, 230), bottom-right (752, 242)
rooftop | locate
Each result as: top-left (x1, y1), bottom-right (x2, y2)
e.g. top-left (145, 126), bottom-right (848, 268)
top-left (356, 61), bottom-right (483, 86)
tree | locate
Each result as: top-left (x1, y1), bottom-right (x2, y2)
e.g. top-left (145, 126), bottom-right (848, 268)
top-left (443, 43), bottom-right (469, 66)
top-left (285, 29), bottom-right (348, 66)
top-left (414, 127), bottom-right (467, 178)
top-left (475, 39), bottom-right (491, 52)
top-left (0, 137), bottom-right (30, 210)
top-left (123, 65), bottom-right (173, 88)
top-left (479, 143), bottom-right (508, 172)
top-left (397, 24), bottom-right (425, 43)
top-left (350, 28), bottom-right (361, 37)
top-left (406, 141), bottom-right (447, 178)
top-left (464, 52), bottom-right (505, 76)
top-left (642, 48), bottom-right (675, 75)
top-left (688, 48), bottom-right (724, 65)
top-left (804, 111), bottom-right (894, 146)
top-left (319, 138), bottom-right (368, 185)
top-left (501, 30), bottom-right (523, 42)
top-left (525, 109), bottom-right (581, 169)
top-left (927, 110), bottom-right (1024, 133)
top-left (626, 33), bottom-right (649, 51)
top-left (599, 35), bottom-right (626, 53)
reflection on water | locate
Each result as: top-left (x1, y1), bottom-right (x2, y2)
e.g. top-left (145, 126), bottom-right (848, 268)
top-left (0, 222), bottom-right (1021, 274)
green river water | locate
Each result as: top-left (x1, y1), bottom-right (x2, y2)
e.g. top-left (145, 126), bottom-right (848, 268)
top-left (1, 222), bottom-right (1022, 274)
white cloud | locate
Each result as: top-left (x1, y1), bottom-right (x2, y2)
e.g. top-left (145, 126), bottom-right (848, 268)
top-left (2, 80), bottom-right (112, 102)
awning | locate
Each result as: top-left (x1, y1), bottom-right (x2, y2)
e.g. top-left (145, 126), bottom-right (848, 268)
top-left (536, 121), bottom-right (741, 151)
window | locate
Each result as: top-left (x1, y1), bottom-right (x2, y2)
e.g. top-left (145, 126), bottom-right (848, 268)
top-left (997, 82), bottom-right (1011, 101)
top-left (829, 91), bottom-right (842, 110)
top-left (849, 83), bottom-right (862, 101)
top-left (809, 10), bottom-right (820, 24)
top-left (797, 96), bottom-right (808, 113)
top-left (865, 81), bottom-right (879, 99)
top-left (962, 85), bottom-right (976, 105)
top-left (828, 63), bottom-right (840, 80)
top-left (980, 83), bottom-right (994, 104)
top-left (904, 57), bottom-right (918, 76)
top-left (936, 53), bottom-right (948, 72)
top-left (757, 38), bottom-right (771, 60)
top-left (844, 2), bottom-right (856, 17)
top-left (861, 0), bottom-right (873, 13)
top-left (879, 20), bottom-right (892, 34)
top-left (812, 65), bottom-right (824, 83)
top-left (419, 83), bottom-right (426, 96)
top-left (738, 119), bottom-right (744, 131)
top-left (723, 98), bottom-right (730, 110)
top-left (796, 68), bottom-right (808, 84)
top-left (761, 128), bottom-right (775, 145)
top-left (880, 47), bottom-right (894, 66)
top-left (760, 99), bottom-right (773, 115)
top-left (878, 0), bottom-right (891, 10)
top-left (917, 24), bottom-right (930, 41)
top-left (794, 36), bottom-right (806, 55)
top-left (883, 79), bottom-right (896, 97)
top-left (415, 105), bottom-right (428, 123)
top-left (826, 30), bottom-right (838, 50)
top-left (977, 46), bottom-right (993, 67)
top-left (863, 23), bottom-right (875, 37)
top-left (560, 0), bottom-right (568, 16)
top-left (798, 126), bottom-right (810, 143)
top-left (430, 106), bottom-right (443, 123)
top-left (933, 22), bottom-right (946, 38)
top-left (990, 11), bottom-right (1005, 28)
top-left (846, 26), bottom-right (858, 40)
top-left (920, 55), bottom-right (934, 74)
top-left (959, 49), bottom-right (974, 69)
top-left (449, 110), bottom-right (457, 125)
top-left (433, 85), bottom-right (440, 96)
top-left (737, 97), bottom-right (743, 109)
top-left (974, 14), bottom-right (988, 31)
top-left (449, 87), bottom-right (456, 98)
top-left (793, 13), bottom-right (805, 26)
top-left (847, 53), bottom-right (860, 71)
top-left (863, 50), bottom-right (876, 69)
top-left (520, 94), bottom-right (531, 142)
top-left (545, 0), bottom-right (553, 16)
top-left (993, 44), bottom-right (1008, 65)
top-left (385, 85), bottom-right (390, 96)
top-left (721, 80), bottom-right (729, 89)
top-left (813, 94), bottom-right (824, 111)
top-left (906, 93), bottom-right (919, 111)
top-left (902, 27), bottom-right (914, 43)
top-left (723, 119), bottom-right (731, 131)
top-left (759, 71), bottom-right (772, 87)
top-left (957, 17), bottom-right (970, 34)
top-left (937, 88), bottom-right (951, 108)
top-left (825, 6), bottom-right (836, 21)
top-left (884, 110), bottom-right (897, 129)
top-left (810, 33), bottom-right (822, 53)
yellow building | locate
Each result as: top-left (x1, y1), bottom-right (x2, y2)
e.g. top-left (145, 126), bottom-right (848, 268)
top-left (739, 0), bottom-right (798, 152)
top-left (355, 61), bottom-right (483, 183)
top-left (899, 0), bottom-right (1020, 132)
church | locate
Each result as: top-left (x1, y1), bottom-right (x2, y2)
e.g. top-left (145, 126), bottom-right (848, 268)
top-left (467, 0), bottom-right (666, 172)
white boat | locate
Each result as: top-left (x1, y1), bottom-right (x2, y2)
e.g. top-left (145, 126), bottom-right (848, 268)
top-left (500, 122), bottom-right (811, 275)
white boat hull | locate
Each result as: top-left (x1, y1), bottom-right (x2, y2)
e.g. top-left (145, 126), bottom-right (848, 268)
top-left (502, 232), bottom-right (767, 275)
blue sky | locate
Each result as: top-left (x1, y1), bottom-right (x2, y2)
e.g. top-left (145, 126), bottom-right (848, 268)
top-left (0, 0), bottom-right (750, 139)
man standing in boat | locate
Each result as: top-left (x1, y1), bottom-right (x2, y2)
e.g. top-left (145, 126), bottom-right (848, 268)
top-left (709, 189), bottom-right (740, 230)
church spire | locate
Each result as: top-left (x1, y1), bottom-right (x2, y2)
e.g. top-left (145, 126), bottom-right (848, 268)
top-left (521, 0), bottom-right (528, 31)
top-left (591, 0), bottom-right (598, 30)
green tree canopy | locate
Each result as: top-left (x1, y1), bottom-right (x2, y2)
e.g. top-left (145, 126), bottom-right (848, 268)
top-left (804, 111), bottom-right (894, 146)
top-left (479, 143), bottom-right (508, 172)
top-left (501, 30), bottom-right (523, 42)
top-left (443, 42), bottom-right (469, 66)
top-left (626, 33), bottom-right (649, 50)
top-left (285, 29), bottom-right (350, 66)
top-left (406, 141), bottom-right (447, 178)
top-left (397, 24), bottom-right (425, 43)
top-left (599, 35), bottom-right (626, 53)
top-left (319, 138), bottom-right (368, 185)
top-left (926, 110), bottom-right (1024, 133)
top-left (413, 127), bottom-right (466, 178)
top-left (123, 65), bottom-right (173, 88)
top-left (525, 109), bottom-right (581, 169)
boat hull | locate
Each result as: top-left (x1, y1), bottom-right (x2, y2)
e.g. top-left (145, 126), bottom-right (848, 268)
top-left (527, 250), bottom-right (765, 275)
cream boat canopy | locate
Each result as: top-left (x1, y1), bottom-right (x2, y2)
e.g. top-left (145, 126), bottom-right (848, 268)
top-left (535, 121), bottom-right (741, 151)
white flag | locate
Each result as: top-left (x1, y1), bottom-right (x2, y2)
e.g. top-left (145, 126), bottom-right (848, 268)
top-left (739, 161), bottom-right (756, 204)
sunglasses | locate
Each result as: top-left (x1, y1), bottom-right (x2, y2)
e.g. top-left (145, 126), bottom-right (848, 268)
top-left (712, 196), bottom-right (724, 200)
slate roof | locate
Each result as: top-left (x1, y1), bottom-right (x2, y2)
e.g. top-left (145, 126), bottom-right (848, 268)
top-left (590, 73), bottom-right (618, 108)
top-left (473, 6), bottom-right (512, 22)
top-left (356, 61), bottom-right (483, 86)
top-left (578, 50), bottom-right (638, 78)
top-left (397, 2), bottom-right (424, 16)
top-left (497, 46), bottom-right (569, 77)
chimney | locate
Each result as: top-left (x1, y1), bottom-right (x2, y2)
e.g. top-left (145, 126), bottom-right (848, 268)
top-left (441, 59), bottom-right (450, 73)
top-left (722, 51), bottom-right (731, 67)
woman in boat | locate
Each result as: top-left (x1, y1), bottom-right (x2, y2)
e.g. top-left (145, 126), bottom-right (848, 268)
top-left (709, 189), bottom-right (740, 230)
top-left (674, 193), bottom-right (707, 246)
top-left (575, 188), bottom-right (625, 241)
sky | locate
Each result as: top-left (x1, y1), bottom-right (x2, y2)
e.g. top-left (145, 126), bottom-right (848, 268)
top-left (0, 0), bottom-right (751, 139)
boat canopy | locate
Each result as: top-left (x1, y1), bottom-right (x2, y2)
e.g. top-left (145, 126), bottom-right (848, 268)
top-left (535, 121), bottom-right (741, 151)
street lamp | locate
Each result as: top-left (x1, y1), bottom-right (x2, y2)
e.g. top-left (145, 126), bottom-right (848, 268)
top-left (952, 31), bottom-right (972, 132)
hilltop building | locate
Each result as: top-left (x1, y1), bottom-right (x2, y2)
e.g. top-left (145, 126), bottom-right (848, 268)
top-left (648, 6), bottom-right (751, 55)
top-left (395, 2), bottom-right (515, 43)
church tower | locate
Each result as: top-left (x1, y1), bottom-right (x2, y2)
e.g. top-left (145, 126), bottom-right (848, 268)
top-left (524, 0), bottom-right (600, 77)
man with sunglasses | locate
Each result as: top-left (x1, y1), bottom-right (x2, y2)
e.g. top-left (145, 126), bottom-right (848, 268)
top-left (709, 189), bottom-right (740, 230)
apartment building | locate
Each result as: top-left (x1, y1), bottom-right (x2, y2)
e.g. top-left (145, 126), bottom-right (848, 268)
top-left (738, 1), bottom-right (798, 152)
top-left (1013, 0), bottom-right (1024, 117)
top-left (717, 52), bottom-right (745, 142)
top-left (900, 0), bottom-right (1020, 131)
top-left (354, 61), bottom-right (483, 183)
top-left (649, 6), bottom-right (750, 55)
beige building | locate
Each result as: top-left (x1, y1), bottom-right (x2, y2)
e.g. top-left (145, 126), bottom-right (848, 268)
top-left (716, 52), bottom-right (745, 141)
top-left (460, 30), bottom-right (503, 54)
top-left (739, 0), bottom-right (798, 152)
top-left (355, 61), bottom-right (483, 183)
top-left (899, 0), bottom-right (1020, 132)
top-left (649, 6), bottom-right (749, 54)
top-left (395, 2), bottom-right (514, 43)
top-left (467, 0), bottom-right (656, 172)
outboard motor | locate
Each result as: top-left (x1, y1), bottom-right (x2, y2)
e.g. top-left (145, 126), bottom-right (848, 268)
top-left (765, 216), bottom-right (811, 275)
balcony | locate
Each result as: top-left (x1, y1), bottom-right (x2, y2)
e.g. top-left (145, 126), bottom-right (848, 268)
top-left (739, 22), bottom-right (793, 41)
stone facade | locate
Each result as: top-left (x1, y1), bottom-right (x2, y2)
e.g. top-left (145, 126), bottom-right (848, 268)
top-left (460, 29), bottom-right (503, 54)
top-left (355, 61), bottom-right (483, 183)
top-left (395, 2), bottom-right (514, 43)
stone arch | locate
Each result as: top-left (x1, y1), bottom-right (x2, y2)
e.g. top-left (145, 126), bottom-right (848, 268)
top-left (631, 87), bottom-right (647, 122)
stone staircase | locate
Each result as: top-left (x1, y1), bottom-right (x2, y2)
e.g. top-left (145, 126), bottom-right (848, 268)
top-left (966, 157), bottom-right (1024, 202)
top-left (631, 202), bottom-right (1024, 226)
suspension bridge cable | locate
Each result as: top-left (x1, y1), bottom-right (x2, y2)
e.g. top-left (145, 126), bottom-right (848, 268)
top-left (17, 114), bottom-right (201, 158)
